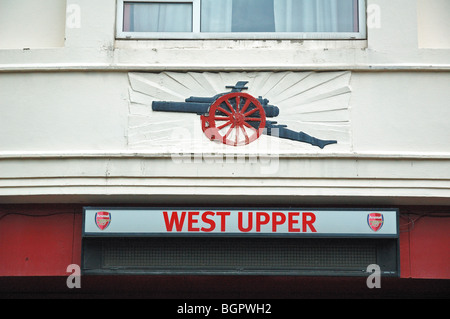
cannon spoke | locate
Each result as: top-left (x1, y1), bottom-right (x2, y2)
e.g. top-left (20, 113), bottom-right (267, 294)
top-left (217, 106), bottom-right (232, 117)
top-left (240, 99), bottom-right (252, 114)
top-left (244, 107), bottom-right (258, 117)
top-left (214, 116), bottom-right (231, 121)
top-left (218, 121), bottom-right (232, 130)
top-left (224, 123), bottom-right (236, 139)
top-left (243, 121), bottom-right (258, 133)
top-left (224, 99), bottom-right (235, 114)
top-left (245, 117), bottom-right (262, 122)
top-left (235, 96), bottom-right (241, 112)
top-left (240, 125), bottom-right (250, 144)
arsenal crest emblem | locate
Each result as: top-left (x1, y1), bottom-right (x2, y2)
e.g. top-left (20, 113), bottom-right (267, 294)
top-left (367, 213), bottom-right (384, 232)
top-left (95, 211), bottom-right (111, 231)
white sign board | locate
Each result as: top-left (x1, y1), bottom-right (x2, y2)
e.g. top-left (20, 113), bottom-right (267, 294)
top-left (83, 208), bottom-right (398, 237)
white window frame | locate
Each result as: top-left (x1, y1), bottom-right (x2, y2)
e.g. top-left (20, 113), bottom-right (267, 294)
top-left (116, 0), bottom-right (366, 40)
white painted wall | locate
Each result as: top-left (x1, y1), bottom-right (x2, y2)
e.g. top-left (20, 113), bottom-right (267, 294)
top-left (0, 0), bottom-right (449, 72)
top-left (0, 0), bottom-right (66, 49)
top-left (351, 72), bottom-right (450, 153)
top-left (418, 0), bottom-right (450, 49)
top-left (1, 70), bottom-right (449, 155)
top-left (0, 0), bottom-right (449, 205)
top-left (0, 72), bottom-right (129, 151)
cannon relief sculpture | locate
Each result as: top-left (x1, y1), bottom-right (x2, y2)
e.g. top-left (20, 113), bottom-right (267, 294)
top-left (152, 81), bottom-right (337, 149)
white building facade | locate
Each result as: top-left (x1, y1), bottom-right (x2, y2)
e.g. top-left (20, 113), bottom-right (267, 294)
top-left (0, 0), bottom-right (449, 297)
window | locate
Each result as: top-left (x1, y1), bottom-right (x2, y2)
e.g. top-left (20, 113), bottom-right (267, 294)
top-left (117, 0), bottom-right (366, 39)
top-left (122, 1), bottom-right (195, 32)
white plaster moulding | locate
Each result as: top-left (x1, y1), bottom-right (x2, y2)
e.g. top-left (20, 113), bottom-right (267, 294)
top-left (1, 63), bottom-right (450, 73)
top-left (1, 154), bottom-right (448, 204)
top-left (1, 151), bottom-right (450, 160)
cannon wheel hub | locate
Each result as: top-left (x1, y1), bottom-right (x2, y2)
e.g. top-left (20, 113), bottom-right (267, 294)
top-left (201, 92), bottom-right (267, 146)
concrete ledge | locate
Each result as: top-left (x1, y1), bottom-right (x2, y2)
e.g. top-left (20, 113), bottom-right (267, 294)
top-left (0, 153), bottom-right (449, 205)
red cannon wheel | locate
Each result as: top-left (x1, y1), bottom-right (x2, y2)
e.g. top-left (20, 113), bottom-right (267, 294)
top-left (201, 92), bottom-right (267, 146)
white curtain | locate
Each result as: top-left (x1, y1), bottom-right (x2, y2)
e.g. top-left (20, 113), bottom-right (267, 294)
top-left (201, 0), bottom-right (357, 32)
top-left (124, 3), bottom-right (192, 32)
top-left (124, 0), bottom-right (358, 33)
top-left (201, 0), bottom-right (233, 32)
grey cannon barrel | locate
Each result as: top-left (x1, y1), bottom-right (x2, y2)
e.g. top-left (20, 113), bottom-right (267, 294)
top-left (152, 94), bottom-right (280, 118)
